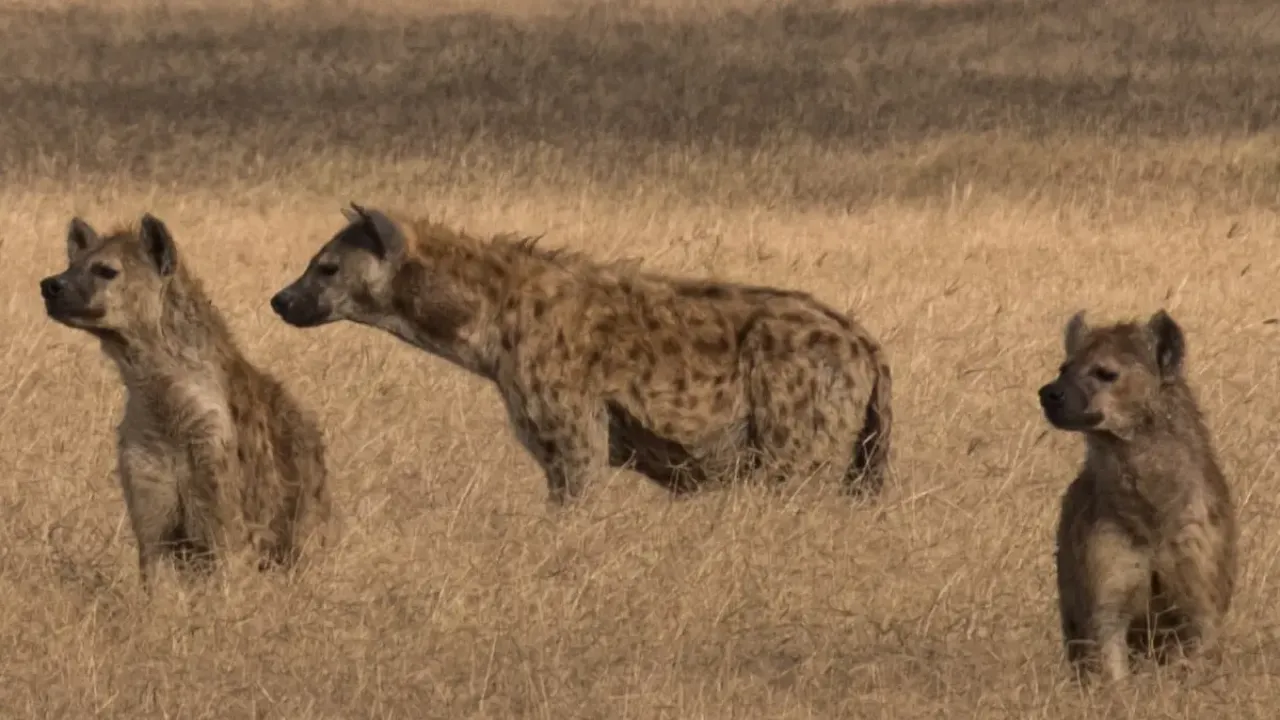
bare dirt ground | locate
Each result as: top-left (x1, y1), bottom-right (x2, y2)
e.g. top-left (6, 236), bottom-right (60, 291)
top-left (3, 0), bottom-right (1280, 717)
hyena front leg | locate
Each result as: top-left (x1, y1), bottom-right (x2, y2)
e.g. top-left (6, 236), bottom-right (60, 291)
top-left (505, 394), bottom-right (608, 506)
top-left (1088, 531), bottom-right (1151, 682)
top-left (1092, 604), bottom-right (1133, 682)
top-left (118, 458), bottom-right (183, 591)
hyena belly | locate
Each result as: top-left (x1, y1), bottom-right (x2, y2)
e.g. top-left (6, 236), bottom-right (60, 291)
top-left (604, 401), bottom-right (752, 493)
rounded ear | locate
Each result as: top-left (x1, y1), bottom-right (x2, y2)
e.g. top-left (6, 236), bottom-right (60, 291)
top-left (139, 213), bottom-right (177, 276)
top-left (362, 208), bottom-right (404, 259)
top-left (1063, 310), bottom-right (1089, 356)
top-left (339, 203), bottom-right (404, 260)
top-left (1147, 309), bottom-right (1186, 379)
top-left (341, 202), bottom-right (364, 224)
top-left (66, 217), bottom-right (99, 263)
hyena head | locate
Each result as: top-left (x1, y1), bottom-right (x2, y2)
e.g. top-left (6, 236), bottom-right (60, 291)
top-left (40, 214), bottom-right (179, 339)
top-left (1038, 309), bottom-right (1186, 438)
top-left (270, 203), bottom-right (406, 328)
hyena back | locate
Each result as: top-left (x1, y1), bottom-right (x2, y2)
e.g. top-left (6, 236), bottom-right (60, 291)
top-left (1039, 309), bottom-right (1237, 682)
top-left (40, 214), bottom-right (334, 587)
top-left (271, 204), bottom-right (892, 504)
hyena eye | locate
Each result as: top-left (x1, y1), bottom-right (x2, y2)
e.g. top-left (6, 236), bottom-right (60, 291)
top-left (1091, 367), bottom-right (1119, 383)
top-left (316, 263), bottom-right (339, 277)
top-left (91, 263), bottom-right (119, 280)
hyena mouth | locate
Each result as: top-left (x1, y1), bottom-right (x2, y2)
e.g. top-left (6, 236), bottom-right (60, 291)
top-left (277, 307), bottom-right (330, 328)
top-left (1043, 407), bottom-right (1105, 432)
top-left (44, 301), bottom-right (105, 326)
top-left (1038, 383), bottom-right (1103, 432)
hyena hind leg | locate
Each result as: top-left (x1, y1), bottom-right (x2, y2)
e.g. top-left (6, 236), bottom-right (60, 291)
top-left (740, 323), bottom-right (877, 496)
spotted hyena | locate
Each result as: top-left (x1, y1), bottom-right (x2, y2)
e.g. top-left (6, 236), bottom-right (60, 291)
top-left (270, 204), bottom-right (892, 505)
top-left (1039, 309), bottom-right (1237, 682)
top-left (40, 214), bottom-right (334, 587)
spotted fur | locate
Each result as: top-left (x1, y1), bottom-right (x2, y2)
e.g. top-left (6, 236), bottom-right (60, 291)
top-left (272, 205), bottom-right (893, 505)
top-left (1039, 309), bottom-right (1237, 682)
top-left (40, 214), bottom-right (334, 588)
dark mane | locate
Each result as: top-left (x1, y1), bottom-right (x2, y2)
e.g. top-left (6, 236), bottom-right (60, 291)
top-left (402, 212), bottom-right (642, 275)
top-left (500, 232), bottom-right (593, 267)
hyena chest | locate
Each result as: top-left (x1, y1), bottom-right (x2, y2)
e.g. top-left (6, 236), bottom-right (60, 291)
top-left (117, 383), bottom-right (238, 490)
top-left (115, 424), bottom-right (199, 496)
top-left (1106, 477), bottom-right (1203, 546)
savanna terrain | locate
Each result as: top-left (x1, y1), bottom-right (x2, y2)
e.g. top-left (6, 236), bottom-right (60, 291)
top-left (3, 0), bottom-right (1280, 717)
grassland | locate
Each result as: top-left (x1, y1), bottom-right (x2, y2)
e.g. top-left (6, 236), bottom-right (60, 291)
top-left (3, 0), bottom-right (1280, 717)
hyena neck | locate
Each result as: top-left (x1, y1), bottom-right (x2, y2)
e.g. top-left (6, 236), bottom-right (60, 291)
top-left (378, 255), bottom-right (504, 380)
top-left (101, 273), bottom-right (239, 388)
top-left (1085, 387), bottom-right (1214, 478)
top-left (375, 228), bottom-right (582, 380)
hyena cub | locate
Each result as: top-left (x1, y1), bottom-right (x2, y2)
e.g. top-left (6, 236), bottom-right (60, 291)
top-left (40, 214), bottom-right (333, 587)
top-left (1039, 309), bottom-right (1237, 682)
top-left (271, 204), bottom-right (892, 505)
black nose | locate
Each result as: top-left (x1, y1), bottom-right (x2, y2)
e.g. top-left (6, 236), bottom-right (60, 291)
top-left (1039, 384), bottom-right (1064, 406)
top-left (270, 291), bottom-right (292, 317)
top-left (40, 276), bottom-right (64, 300)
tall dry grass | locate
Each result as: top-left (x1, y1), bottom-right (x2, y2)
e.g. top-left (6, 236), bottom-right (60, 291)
top-left (2, 0), bottom-right (1280, 717)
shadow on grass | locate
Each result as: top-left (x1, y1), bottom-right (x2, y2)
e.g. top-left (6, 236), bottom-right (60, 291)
top-left (2, 0), bottom-right (1277, 199)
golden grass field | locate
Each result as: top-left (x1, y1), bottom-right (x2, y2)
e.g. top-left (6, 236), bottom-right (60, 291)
top-left (3, 0), bottom-right (1280, 716)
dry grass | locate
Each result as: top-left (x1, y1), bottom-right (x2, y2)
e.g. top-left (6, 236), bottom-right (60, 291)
top-left (3, 0), bottom-right (1280, 716)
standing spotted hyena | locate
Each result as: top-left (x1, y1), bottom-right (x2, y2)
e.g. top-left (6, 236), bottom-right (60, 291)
top-left (270, 204), bottom-right (892, 505)
top-left (40, 214), bottom-right (334, 587)
top-left (1038, 309), bottom-right (1237, 682)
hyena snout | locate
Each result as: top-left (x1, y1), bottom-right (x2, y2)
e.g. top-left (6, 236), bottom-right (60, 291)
top-left (40, 273), bottom-right (90, 321)
top-left (40, 275), bottom-right (65, 300)
top-left (1039, 379), bottom-right (1101, 431)
top-left (268, 289), bottom-right (292, 317)
top-left (270, 285), bottom-right (328, 328)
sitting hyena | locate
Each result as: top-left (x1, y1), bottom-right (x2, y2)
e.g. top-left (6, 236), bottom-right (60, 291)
top-left (270, 204), bottom-right (892, 505)
top-left (40, 213), bottom-right (334, 587)
top-left (1038, 309), bottom-right (1237, 682)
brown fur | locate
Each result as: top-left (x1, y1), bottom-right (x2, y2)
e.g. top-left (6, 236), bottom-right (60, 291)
top-left (1038, 309), bottom-right (1237, 682)
top-left (40, 214), bottom-right (334, 587)
top-left (271, 204), bottom-right (892, 505)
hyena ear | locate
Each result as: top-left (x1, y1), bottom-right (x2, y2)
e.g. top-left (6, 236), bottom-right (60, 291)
top-left (66, 217), bottom-right (99, 263)
top-left (1063, 310), bottom-right (1089, 356)
top-left (139, 213), bottom-right (177, 276)
top-left (340, 202), bottom-right (363, 224)
top-left (1147, 309), bottom-right (1186, 379)
top-left (341, 202), bottom-right (404, 260)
